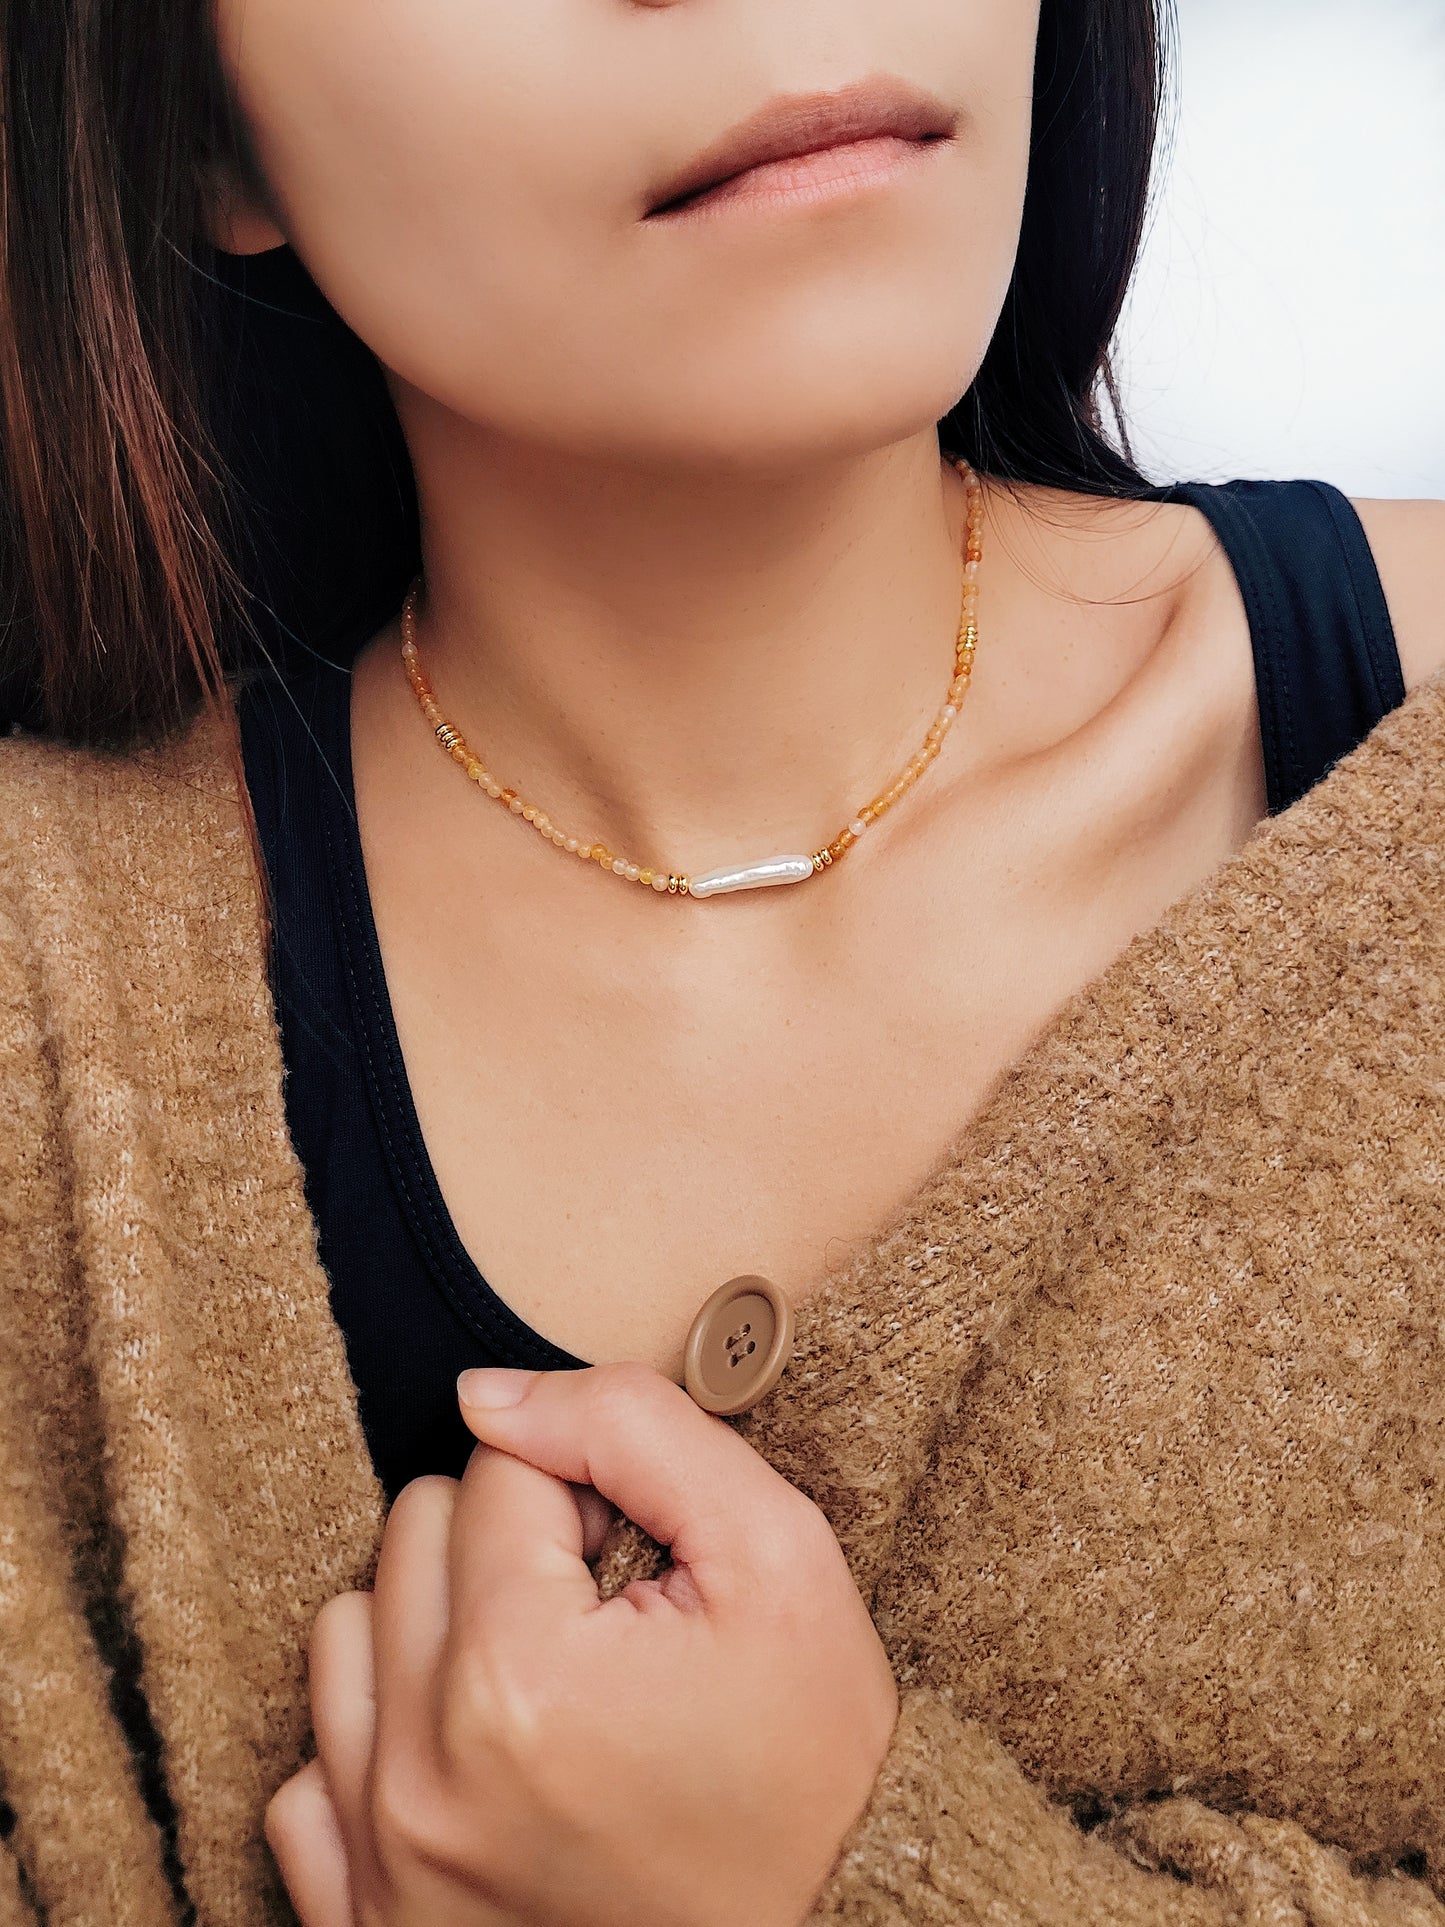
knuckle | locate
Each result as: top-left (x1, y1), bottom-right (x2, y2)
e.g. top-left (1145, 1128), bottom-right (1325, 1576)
top-left (437, 1638), bottom-right (535, 1772)
top-left (744, 1490), bottom-right (847, 1610)
top-left (586, 1357), bottom-right (664, 1411)
top-left (387, 1472), bottom-right (457, 1526)
top-left (369, 1751), bottom-right (443, 1866)
top-left (306, 1587), bottom-right (370, 1687)
top-left (264, 1758), bottom-right (327, 1866)
top-left (768, 1486), bottom-right (836, 1565)
top-left (791, 1489), bottom-right (842, 1558)
top-left (310, 1586), bottom-right (360, 1649)
top-left (262, 1775), bottom-right (298, 1855)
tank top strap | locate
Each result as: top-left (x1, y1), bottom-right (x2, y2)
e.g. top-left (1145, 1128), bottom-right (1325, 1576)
top-left (1141, 477), bottom-right (1407, 816)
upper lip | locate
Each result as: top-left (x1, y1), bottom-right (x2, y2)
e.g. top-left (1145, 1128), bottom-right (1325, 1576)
top-left (643, 74), bottom-right (957, 216)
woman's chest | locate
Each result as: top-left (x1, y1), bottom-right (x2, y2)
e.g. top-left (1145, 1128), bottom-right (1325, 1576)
top-left (351, 565), bottom-right (1268, 1383)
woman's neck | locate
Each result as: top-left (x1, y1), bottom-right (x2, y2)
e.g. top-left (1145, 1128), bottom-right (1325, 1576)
top-left (386, 404), bottom-right (983, 869)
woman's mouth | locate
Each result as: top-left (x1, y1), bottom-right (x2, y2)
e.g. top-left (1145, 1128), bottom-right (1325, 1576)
top-left (643, 131), bottom-right (951, 226)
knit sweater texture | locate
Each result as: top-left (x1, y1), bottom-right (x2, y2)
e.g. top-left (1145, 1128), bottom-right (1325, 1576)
top-left (2, 668), bottom-right (1445, 1926)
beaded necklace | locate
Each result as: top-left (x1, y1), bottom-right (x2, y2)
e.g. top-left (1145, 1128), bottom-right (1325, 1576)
top-left (400, 455), bottom-right (984, 900)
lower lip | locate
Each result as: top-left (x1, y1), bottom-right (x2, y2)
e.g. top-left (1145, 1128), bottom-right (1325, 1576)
top-left (646, 133), bottom-right (947, 226)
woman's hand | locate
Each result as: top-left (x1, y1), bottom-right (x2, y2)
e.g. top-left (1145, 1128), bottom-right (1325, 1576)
top-left (264, 1360), bottom-right (900, 1927)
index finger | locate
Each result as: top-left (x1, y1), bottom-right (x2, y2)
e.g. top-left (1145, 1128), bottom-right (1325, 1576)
top-left (453, 1362), bottom-right (800, 1607)
top-left (447, 1433), bottom-right (605, 1645)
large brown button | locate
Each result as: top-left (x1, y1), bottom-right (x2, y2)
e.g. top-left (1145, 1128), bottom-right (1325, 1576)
top-left (683, 1274), bottom-right (794, 1416)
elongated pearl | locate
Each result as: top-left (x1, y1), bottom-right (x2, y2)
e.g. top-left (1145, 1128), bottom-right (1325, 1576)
top-left (687, 854), bottom-right (817, 898)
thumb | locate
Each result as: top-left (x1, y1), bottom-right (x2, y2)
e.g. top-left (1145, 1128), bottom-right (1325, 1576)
top-left (456, 1361), bottom-right (790, 1588)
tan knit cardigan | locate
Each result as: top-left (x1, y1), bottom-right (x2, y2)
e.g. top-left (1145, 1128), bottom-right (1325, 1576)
top-left (3, 666), bottom-right (1445, 1927)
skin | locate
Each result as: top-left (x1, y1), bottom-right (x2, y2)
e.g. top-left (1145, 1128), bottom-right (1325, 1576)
top-left (267, 1364), bottom-right (900, 1927)
top-left (209, 0), bottom-right (1445, 1916)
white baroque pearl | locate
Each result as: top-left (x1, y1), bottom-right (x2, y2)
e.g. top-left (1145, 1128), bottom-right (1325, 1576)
top-left (687, 853), bottom-right (817, 898)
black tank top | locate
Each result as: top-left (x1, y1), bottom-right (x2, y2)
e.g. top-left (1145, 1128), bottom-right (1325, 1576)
top-left (235, 477), bottom-right (1408, 1502)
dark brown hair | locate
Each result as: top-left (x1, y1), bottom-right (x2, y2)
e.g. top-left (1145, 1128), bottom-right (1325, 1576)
top-left (0, 0), bottom-right (1177, 936)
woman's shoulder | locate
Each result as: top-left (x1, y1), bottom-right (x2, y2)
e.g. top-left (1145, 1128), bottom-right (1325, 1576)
top-left (1344, 495), bottom-right (1445, 693)
top-left (1009, 475), bottom-right (1445, 682)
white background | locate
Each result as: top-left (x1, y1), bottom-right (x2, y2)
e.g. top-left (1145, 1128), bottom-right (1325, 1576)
top-left (1114, 0), bottom-right (1445, 498)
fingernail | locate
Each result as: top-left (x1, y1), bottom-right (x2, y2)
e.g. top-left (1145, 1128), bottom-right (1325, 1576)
top-left (457, 1368), bottom-right (538, 1410)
